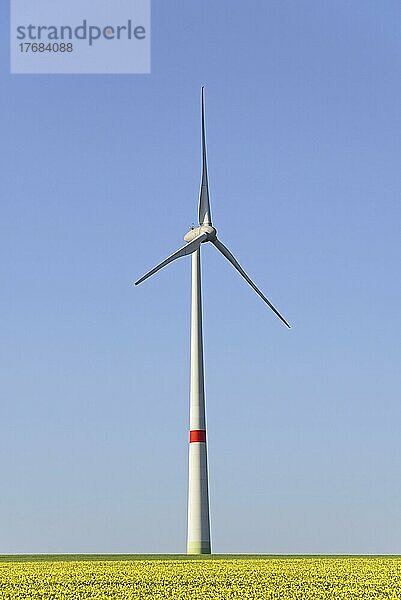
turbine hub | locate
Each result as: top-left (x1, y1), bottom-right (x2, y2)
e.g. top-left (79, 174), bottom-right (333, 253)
top-left (184, 225), bottom-right (217, 243)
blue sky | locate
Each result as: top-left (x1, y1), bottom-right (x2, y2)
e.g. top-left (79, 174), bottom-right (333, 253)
top-left (1, 0), bottom-right (400, 554)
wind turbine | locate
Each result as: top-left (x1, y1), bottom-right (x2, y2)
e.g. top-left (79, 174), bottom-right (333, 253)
top-left (135, 87), bottom-right (290, 555)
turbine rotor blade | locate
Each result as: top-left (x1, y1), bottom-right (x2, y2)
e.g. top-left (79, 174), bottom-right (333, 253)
top-left (198, 86), bottom-right (212, 226)
top-left (135, 234), bottom-right (208, 286)
top-left (212, 238), bottom-right (291, 328)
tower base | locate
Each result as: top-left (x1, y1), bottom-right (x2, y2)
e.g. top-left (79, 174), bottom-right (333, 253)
top-left (187, 541), bottom-right (211, 554)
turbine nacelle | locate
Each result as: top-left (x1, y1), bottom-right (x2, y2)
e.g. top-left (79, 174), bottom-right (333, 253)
top-left (184, 225), bottom-right (216, 243)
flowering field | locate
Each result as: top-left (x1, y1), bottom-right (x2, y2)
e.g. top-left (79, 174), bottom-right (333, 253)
top-left (0, 555), bottom-right (400, 599)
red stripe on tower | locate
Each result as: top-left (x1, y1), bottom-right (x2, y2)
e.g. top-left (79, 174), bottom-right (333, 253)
top-left (190, 430), bottom-right (206, 443)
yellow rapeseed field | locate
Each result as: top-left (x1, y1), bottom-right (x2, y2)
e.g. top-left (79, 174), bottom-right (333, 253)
top-left (0, 556), bottom-right (400, 599)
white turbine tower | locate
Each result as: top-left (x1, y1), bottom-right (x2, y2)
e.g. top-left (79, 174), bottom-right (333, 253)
top-left (135, 87), bottom-right (290, 555)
